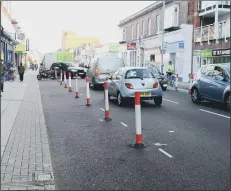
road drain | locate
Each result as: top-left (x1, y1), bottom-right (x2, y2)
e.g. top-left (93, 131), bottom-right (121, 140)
top-left (33, 172), bottom-right (54, 186)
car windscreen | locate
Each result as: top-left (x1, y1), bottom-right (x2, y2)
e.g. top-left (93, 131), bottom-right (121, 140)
top-left (150, 67), bottom-right (160, 75)
top-left (65, 62), bottom-right (76, 67)
top-left (97, 58), bottom-right (124, 72)
top-left (224, 64), bottom-right (230, 77)
top-left (125, 68), bottom-right (155, 79)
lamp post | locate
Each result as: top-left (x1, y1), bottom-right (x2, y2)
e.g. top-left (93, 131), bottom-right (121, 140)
top-left (160, 0), bottom-right (165, 74)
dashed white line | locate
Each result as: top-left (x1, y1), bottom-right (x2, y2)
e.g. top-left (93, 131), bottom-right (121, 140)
top-left (158, 148), bottom-right (173, 158)
top-left (100, 108), bottom-right (105, 111)
top-left (99, 119), bottom-right (103, 122)
top-left (163, 99), bottom-right (179, 104)
top-left (199, 109), bottom-right (230, 119)
top-left (169, 131), bottom-right (175, 133)
top-left (120, 122), bottom-right (128, 127)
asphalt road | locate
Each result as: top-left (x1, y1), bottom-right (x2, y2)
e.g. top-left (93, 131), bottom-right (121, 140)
top-left (39, 78), bottom-right (230, 190)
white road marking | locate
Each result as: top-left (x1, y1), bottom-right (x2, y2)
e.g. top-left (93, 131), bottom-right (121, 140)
top-left (158, 148), bottom-right (173, 158)
top-left (163, 99), bottom-right (179, 104)
top-left (100, 108), bottom-right (105, 111)
top-left (99, 119), bottom-right (103, 122)
top-left (80, 94), bottom-right (83, 96)
top-left (199, 109), bottom-right (230, 119)
top-left (154, 143), bottom-right (168, 146)
top-left (169, 131), bottom-right (175, 133)
top-left (120, 122), bottom-right (128, 127)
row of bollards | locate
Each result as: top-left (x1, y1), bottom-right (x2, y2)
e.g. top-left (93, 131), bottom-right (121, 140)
top-left (55, 71), bottom-right (146, 149)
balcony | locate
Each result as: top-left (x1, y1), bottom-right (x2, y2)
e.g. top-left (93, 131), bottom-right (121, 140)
top-left (198, 1), bottom-right (230, 17)
top-left (194, 20), bottom-right (230, 43)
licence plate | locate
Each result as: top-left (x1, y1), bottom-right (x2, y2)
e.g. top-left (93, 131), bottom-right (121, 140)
top-left (140, 92), bottom-right (151, 96)
top-left (79, 73), bottom-right (84, 75)
top-left (99, 74), bottom-right (109, 79)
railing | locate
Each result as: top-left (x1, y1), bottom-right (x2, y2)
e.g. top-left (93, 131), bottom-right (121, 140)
top-left (194, 20), bottom-right (230, 42)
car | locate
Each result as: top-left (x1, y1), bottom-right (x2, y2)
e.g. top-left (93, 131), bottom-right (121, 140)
top-left (191, 63), bottom-right (230, 110)
top-left (149, 66), bottom-right (168, 90)
top-left (107, 67), bottom-right (163, 106)
top-left (50, 62), bottom-right (87, 79)
top-left (86, 57), bottom-right (125, 90)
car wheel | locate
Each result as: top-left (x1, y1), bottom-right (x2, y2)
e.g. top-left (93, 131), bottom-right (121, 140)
top-left (154, 96), bottom-right (162, 106)
top-left (224, 93), bottom-right (230, 111)
top-left (117, 92), bottom-right (124, 106)
top-left (162, 86), bottom-right (167, 91)
top-left (37, 75), bottom-right (42, 80)
top-left (191, 87), bottom-right (201, 104)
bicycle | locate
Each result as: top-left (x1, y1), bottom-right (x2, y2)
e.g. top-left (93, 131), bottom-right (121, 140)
top-left (165, 73), bottom-right (175, 87)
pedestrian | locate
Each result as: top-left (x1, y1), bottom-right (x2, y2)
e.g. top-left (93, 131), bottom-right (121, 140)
top-left (0, 59), bottom-right (7, 95)
top-left (18, 62), bottom-right (25, 82)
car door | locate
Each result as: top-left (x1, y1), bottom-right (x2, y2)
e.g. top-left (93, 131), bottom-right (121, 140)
top-left (109, 70), bottom-right (119, 96)
top-left (200, 65), bottom-right (215, 99)
top-left (209, 66), bottom-right (228, 101)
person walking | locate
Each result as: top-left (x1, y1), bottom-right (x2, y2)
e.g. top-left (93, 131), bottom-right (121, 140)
top-left (18, 62), bottom-right (25, 82)
top-left (0, 59), bottom-right (7, 95)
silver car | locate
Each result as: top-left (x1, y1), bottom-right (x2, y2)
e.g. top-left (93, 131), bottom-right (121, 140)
top-left (108, 67), bottom-right (163, 106)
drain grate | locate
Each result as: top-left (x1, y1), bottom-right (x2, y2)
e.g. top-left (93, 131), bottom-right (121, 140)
top-left (33, 172), bottom-right (54, 186)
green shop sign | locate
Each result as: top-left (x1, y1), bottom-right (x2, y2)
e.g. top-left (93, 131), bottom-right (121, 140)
top-left (200, 49), bottom-right (212, 57)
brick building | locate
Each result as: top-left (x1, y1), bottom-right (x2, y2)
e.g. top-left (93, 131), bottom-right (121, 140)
top-left (192, 0), bottom-right (230, 73)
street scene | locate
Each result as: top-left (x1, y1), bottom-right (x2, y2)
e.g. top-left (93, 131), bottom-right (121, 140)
top-left (1, 0), bottom-right (230, 190)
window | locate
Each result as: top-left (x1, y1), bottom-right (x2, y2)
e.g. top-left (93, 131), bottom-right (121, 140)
top-left (97, 58), bottom-right (124, 72)
top-left (122, 28), bottom-right (126, 41)
top-left (142, 21), bottom-right (145, 37)
top-left (213, 66), bottom-right (224, 77)
top-left (116, 70), bottom-right (123, 80)
top-left (131, 26), bottom-right (134, 40)
top-left (156, 14), bottom-right (160, 33)
top-left (203, 65), bottom-right (214, 77)
top-left (112, 70), bottom-right (119, 80)
top-left (148, 18), bottom-right (151, 36)
top-left (173, 6), bottom-right (179, 26)
top-left (136, 23), bottom-right (140, 39)
top-left (125, 68), bottom-right (155, 79)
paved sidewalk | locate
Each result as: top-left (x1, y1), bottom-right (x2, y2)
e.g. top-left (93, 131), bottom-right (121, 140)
top-left (1, 71), bottom-right (55, 190)
top-left (168, 81), bottom-right (190, 93)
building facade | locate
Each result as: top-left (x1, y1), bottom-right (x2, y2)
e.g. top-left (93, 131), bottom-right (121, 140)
top-left (192, 0), bottom-right (230, 74)
top-left (62, 31), bottom-right (100, 52)
top-left (118, 0), bottom-right (194, 82)
top-left (1, 1), bottom-right (16, 68)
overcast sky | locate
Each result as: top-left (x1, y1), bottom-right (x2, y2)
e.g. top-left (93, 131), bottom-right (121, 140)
top-left (11, 1), bottom-right (153, 53)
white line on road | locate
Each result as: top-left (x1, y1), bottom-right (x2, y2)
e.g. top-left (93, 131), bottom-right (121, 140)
top-left (158, 148), bottom-right (173, 158)
top-left (99, 119), bottom-right (103, 122)
top-left (169, 131), bottom-right (175, 133)
top-left (120, 122), bottom-right (128, 127)
top-left (100, 108), bottom-right (105, 111)
top-left (80, 94), bottom-right (83, 96)
top-left (199, 109), bottom-right (230, 119)
top-left (163, 99), bottom-right (179, 104)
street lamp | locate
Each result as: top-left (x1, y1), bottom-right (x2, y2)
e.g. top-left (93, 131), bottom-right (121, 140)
top-left (160, 0), bottom-right (165, 73)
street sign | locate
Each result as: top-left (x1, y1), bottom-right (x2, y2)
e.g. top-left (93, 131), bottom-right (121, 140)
top-left (179, 42), bottom-right (184, 49)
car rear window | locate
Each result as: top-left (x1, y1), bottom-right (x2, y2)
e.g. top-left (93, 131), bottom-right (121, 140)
top-left (150, 67), bottom-right (160, 75)
top-left (125, 68), bottom-right (155, 79)
top-left (97, 58), bottom-right (124, 72)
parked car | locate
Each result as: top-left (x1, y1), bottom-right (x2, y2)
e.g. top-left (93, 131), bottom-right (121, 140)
top-left (191, 63), bottom-right (230, 110)
top-left (50, 62), bottom-right (87, 79)
top-left (107, 67), bottom-right (163, 106)
top-left (149, 66), bottom-right (168, 90)
top-left (86, 57), bottom-right (125, 90)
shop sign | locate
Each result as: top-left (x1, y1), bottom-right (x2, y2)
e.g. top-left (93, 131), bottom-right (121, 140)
top-left (200, 49), bottom-right (212, 57)
top-left (178, 42), bottom-right (184, 49)
top-left (127, 42), bottom-right (136, 50)
top-left (193, 50), bottom-right (200, 56)
top-left (15, 44), bottom-right (26, 53)
top-left (212, 49), bottom-right (230, 56)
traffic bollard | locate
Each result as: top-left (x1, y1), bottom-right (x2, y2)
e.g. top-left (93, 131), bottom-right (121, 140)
top-left (175, 74), bottom-right (178, 91)
top-left (55, 70), bottom-right (58, 82)
top-left (86, 76), bottom-right (91, 106)
top-left (60, 70), bottom-right (63, 85)
top-left (75, 74), bottom-right (79, 98)
top-left (68, 72), bottom-right (72, 92)
top-left (64, 71), bottom-right (67, 88)
top-left (104, 81), bottom-right (111, 121)
top-left (132, 92), bottom-right (146, 148)
top-left (188, 74), bottom-right (193, 94)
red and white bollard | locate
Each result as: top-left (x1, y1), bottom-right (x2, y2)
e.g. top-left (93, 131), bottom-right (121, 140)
top-left (188, 74), bottom-right (193, 94)
top-left (55, 70), bottom-right (58, 82)
top-left (104, 81), bottom-right (111, 121)
top-left (175, 73), bottom-right (178, 91)
top-left (68, 72), bottom-right (72, 92)
top-left (86, 76), bottom-right (91, 106)
top-left (60, 70), bottom-right (63, 85)
top-left (132, 92), bottom-right (146, 148)
top-left (64, 71), bottom-right (67, 88)
top-left (75, 74), bottom-right (79, 98)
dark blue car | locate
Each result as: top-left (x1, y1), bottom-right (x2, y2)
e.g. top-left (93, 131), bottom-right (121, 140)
top-left (191, 63), bottom-right (230, 110)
